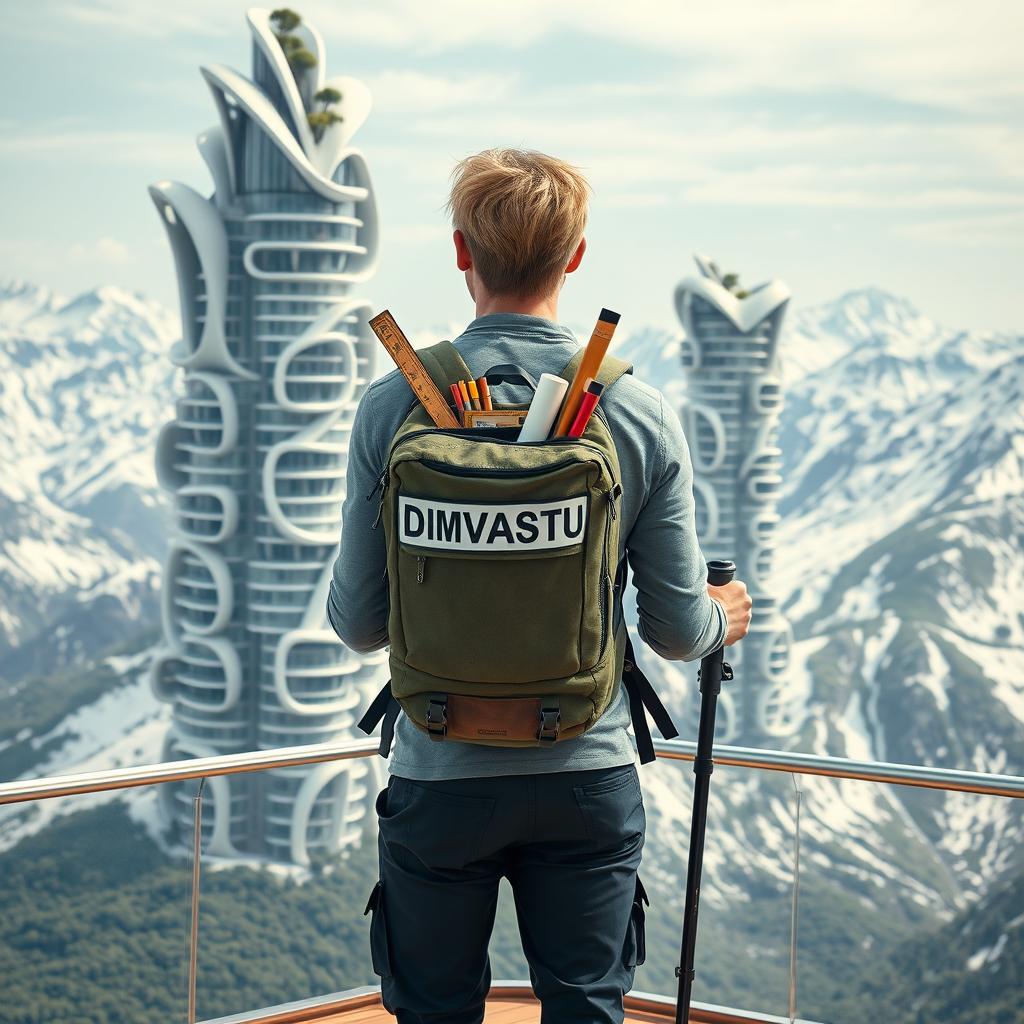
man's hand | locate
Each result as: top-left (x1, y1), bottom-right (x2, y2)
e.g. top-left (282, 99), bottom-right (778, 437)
top-left (708, 579), bottom-right (752, 646)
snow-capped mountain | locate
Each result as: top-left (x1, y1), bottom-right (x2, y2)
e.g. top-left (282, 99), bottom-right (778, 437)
top-left (0, 280), bottom-right (176, 684)
top-left (618, 287), bottom-right (1024, 997)
top-left (775, 289), bottom-right (1024, 784)
top-left (2, 279), bottom-right (1022, 1016)
top-left (617, 287), bottom-right (1023, 764)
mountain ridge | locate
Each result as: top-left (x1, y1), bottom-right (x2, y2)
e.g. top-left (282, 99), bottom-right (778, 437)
top-left (1, 276), bottom-right (1022, 1019)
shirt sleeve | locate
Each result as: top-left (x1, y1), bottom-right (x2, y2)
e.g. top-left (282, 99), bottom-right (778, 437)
top-left (625, 393), bottom-right (727, 662)
top-left (327, 385), bottom-right (390, 654)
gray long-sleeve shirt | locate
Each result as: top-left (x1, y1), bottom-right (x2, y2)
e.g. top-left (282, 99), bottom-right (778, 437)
top-left (328, 311), bottom-right (726, 780)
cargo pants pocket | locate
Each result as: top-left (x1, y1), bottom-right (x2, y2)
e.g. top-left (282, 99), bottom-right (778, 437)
top-left (623, 875), bottom-right (649, 969)
top-left (363, 880), bottom-right (393, 979)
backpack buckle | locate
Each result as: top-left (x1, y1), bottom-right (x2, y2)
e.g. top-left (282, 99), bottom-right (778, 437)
top-left (425, 694), bottom-right (448, 740)
top-left (537, 702), bottom-right (560, 743)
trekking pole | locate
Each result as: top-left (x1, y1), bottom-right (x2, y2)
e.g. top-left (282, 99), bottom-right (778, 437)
top-left (675, 559), bottom-right (736, 1023)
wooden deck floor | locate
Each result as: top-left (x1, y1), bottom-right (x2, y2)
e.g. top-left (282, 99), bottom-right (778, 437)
top-left (202, 984), bottom-right (773, 1024)
top-left (314, 993), bottom-right (670, 1023)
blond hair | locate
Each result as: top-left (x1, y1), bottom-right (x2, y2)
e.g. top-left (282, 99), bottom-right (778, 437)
top-left (444, 148), bottom-right (591, 298)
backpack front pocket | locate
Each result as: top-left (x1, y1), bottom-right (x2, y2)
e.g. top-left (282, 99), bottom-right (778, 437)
top-left (385, 439), bottom-right (614, 686)
top-left (395, 479), bottom-right (598, 679)
top-left (398, 534), bottom-right (587, 684)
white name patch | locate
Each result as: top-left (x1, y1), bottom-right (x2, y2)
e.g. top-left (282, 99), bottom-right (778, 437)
top-left (398, 495), bottom-right (588, 552)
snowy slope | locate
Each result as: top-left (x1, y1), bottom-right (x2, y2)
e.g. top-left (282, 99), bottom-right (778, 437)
top-left (618, 288), bottom-right (1024, 978)
top-left (0, 645), bottom-right (171, 855)
top-left (0, 280), bottom-right (176, 682)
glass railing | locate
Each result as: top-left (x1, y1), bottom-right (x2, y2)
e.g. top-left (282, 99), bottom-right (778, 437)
top-left (0, 741), bottom-right (376, 1024)
top-left (0, 783), bottom-right (196, 1023)
top-left (1, 738), bottom-right (1021, 1023)
top-left (646, 741), bottom-right (1024, 1023)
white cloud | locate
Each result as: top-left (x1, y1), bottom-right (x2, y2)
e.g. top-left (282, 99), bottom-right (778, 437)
top-left (34, 1), bottom-right (1023, 113)
top-left (681, 162), bottom-right (1024, 210)
top-left (0, 237), bottom-right (134, 281)
top-left (365, 70), bottom-right (518, 112)
top-left (604, 192), bottom-right (671, 208)
top-left (0, 129), bottom-right (198, 166)
top-left (895, 210), bottom-right (1024, 246)
top-left (380, 104), bottom-right (1020, 213)
top-left (69, 237), bottom-right (132, 264)
top-left (54, 0), bottom-right (229, 38)
top-left (303, 0), bottom-right (1024, 109)
top-left (383, 223), bottom-right (449, 245)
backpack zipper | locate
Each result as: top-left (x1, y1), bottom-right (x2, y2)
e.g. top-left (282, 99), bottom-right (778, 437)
top-left (376, 431), bottom-right (615, 528)
top-left (418, 456), bottom-right (581, 479)
top-left (416, 555), bottom-right (426, 583)
top-left (599, 494), bottom-right (611, 659)
top-left (388, 427), bottom-right (616, 481)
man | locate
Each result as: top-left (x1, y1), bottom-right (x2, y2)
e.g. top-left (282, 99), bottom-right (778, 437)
top-left (328, 148), bottom-right (752, 1024)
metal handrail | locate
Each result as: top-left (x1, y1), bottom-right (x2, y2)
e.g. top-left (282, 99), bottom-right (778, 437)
top-left (2, 736), bottom-right (1022, 805)
top-left (652, 739), bottom-right (1024, 798)
top-left (0, 738), bottom-right (380, 805)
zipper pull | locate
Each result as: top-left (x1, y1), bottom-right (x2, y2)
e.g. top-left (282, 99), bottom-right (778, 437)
top-left (370, 473), bottom-right (389, 530)
top-left (372, 487), bottom-right (387, 530)
top-left (416, 556), bottom-right (426, 583)
top-left (366, 468), bottom-right (387, 503)
top-left (607, 482), bottom-right (622, 520)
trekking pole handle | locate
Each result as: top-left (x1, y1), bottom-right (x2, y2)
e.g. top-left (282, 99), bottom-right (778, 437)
top-left (706, 559), bottom-right (736, 587)
top-left (700, 559), bottom-right (735, 697)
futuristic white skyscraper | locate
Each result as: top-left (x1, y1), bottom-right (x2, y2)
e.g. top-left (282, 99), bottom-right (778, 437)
top-left (148, 8), bottom-right (384, 864)
top-left (676, 255), bottom-right (795, 743)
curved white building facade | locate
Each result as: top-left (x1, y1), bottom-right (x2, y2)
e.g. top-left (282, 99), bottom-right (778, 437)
top-left (149, 7), bottom-right (385, 864)
top-left (676, 255), bottom-right (796, 742)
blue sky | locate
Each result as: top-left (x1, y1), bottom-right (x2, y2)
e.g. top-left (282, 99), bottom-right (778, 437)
top-left (1, 0), bottom-right (1022, 332)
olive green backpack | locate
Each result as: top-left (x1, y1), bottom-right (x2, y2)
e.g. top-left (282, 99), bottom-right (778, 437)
top-left (358, 341), bottom-right (678, 763)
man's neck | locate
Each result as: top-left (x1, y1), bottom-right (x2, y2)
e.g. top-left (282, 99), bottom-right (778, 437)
top-left (474, 293), bottom-right (559, 322)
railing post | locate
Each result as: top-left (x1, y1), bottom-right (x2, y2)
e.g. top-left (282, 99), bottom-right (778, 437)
top-left (187, 777), bottom-right (207, 1024)
top-left (788, 773), bottom-right (803, 1024)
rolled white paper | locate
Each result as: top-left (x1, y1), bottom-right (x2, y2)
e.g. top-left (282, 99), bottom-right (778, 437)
top-left (517, 373), bottom-right (569, 442)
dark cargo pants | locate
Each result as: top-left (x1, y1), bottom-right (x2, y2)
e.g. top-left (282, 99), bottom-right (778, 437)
top-left (364, 763), bottom-right (648, 1024)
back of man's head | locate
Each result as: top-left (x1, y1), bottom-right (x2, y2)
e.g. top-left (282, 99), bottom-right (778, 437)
top-left (444, 148), bottom-right (591, 299)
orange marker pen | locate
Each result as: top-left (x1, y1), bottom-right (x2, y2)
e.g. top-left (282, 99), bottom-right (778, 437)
top-left (457, 379), bottom-right (472, 410)
top-left (554, 308), bottom-right (620, 437)
top-left (467, 378), bottom-right (482, 411)
top-left (477, 376), bottom-right (493, 411)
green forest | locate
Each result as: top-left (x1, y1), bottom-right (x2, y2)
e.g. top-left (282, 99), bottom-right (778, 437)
top-left (1, 799), bottom-right (1021, 1023)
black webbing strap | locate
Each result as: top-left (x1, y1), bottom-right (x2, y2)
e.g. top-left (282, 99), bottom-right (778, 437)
top-left (482, 363), bottom-right (539, 392)
top-left (357, 680), bottom-right (401, 757)
top-left (622, 633), bottom-right (679, 764)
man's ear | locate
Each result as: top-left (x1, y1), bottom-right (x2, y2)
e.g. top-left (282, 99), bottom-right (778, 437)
top-left (453, 229), bottom-right (473, 272)
top-left (565, 236), bottom-right (586, 275)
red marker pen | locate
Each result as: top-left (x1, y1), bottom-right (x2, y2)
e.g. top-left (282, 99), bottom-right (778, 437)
top-left (567, 379), bottom-right (605, 438)
top-left (450, 382), bottom-right (465, 412)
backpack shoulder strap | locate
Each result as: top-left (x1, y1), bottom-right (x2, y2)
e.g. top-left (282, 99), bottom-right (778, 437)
top-left (417, 340), bottom-right (474, 393)
top-left (558, 349), bottom-right (633, 390)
